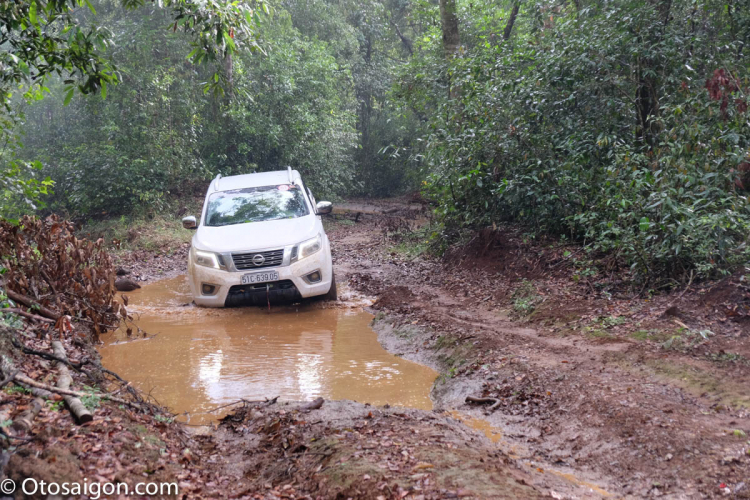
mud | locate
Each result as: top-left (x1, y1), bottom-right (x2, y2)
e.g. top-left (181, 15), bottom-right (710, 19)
top-left (325, 201), bottom-right (750, 499)
top-left (202, 400), bottom-right (547, 499)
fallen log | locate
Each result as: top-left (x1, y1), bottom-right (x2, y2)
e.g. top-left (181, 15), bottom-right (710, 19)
top-left (51, 341), bottom-right (92, 424)
top-left (4, 290), bottom-right (60, 321)
top-left (12, 397), bottom-right (44, 432)
top-left (465, 396), bottom-right (502, 412)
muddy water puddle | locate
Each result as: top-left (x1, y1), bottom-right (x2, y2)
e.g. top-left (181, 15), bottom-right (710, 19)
top-left (100, 275), bottom-right (436, 423)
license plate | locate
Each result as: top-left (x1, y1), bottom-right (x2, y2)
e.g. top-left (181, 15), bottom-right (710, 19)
top-left (241, 271), bottom-right (279, 285)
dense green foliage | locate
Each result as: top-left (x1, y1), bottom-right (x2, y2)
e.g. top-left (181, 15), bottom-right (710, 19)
top-left (396, 0), bottom-right (750, 281)
top-left (0, 0), bottom-right (265, 216)
top-left (4, 0), bottom-right (750, 282)
top-left (208, 11), bottom-right (358, 196)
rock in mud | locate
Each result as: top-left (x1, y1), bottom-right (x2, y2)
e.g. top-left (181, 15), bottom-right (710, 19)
top-left (115, 278), bottom-right (141, 292)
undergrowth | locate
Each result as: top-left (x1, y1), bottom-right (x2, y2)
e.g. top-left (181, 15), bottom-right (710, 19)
top-left (80, 197), bottom-right (200, 254)
top-left (387, 224), bottom-right (437, 260)
top-left (511, 280), bottom-right (541, 316)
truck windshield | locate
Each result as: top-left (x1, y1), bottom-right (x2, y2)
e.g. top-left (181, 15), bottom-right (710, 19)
top-left (204, 185), bottom-right (309, 227)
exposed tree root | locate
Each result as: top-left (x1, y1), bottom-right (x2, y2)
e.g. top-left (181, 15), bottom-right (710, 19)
top-left (3, 308), bottom-right (55, 324)
top-left (465, 396), bottom-right (501, 412)
top-left (4, 290), bottom-right (60, 321)
top-left (0, 357), bottom-right (139, 409)
top-left (12, 397), bottom-right (44, 432)
top-left (0, 370), bottom-right (18, 390)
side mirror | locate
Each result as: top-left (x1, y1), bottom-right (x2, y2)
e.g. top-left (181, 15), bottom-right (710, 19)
top-left (316, 201), bottom-right (333, 215)
top-left (182, 216), bottom-right (197, 230)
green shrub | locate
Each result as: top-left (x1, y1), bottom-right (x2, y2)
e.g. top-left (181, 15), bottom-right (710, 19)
top-left (396, 0), bottom-right (750, 283)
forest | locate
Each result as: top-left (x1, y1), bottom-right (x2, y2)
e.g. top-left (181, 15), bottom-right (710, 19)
top-left (2, 0), bottom-right (750, 282)
top-left (3, 2), bottom-right (750, 498)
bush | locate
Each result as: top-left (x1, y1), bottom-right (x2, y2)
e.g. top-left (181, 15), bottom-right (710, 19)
top-left (396, 0), bottom-right (750, 282)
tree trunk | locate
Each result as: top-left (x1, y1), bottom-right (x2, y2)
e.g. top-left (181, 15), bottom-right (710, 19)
top-left (223, 51), bottom-right (234, 97)
top-left (439, 0), bottom-right (460, 58)
top-left (503, 2), bottom-right (520, 40)
top-left (653, 0), bottom-right (671, 24)
top-left (635, 0), bottom-right (671, 146)
top-left (356, 34), bottom-right (374, 175)
top-left (52, 341), bottom-right (93, 424)
top-left (635, 71), bottom-right (659, 145)
top-left (392, 20), bottom-right (414, 56)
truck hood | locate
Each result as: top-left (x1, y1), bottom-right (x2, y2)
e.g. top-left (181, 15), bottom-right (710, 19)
top-left (192, 215), bottom-right (319, 253)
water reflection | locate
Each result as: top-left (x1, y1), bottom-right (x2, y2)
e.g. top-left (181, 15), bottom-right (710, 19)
top-left (100, 275), bottom-right (436, 423)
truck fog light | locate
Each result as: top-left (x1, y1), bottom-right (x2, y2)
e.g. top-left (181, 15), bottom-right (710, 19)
top-left (202, 284), bottom-right (218, 295)
top-left (304, 271), bottom-right (322, 283)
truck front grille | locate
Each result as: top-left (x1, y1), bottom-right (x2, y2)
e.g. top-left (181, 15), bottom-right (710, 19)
top-left (232, 249), bottom-right (284, 270)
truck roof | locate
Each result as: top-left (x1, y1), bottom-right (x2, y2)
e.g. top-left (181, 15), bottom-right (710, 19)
top-left (210, 169), bottom-right (302, 192)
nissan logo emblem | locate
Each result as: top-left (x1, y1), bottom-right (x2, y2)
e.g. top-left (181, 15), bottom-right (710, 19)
top-left (252, 254), bottom-right (265, 266)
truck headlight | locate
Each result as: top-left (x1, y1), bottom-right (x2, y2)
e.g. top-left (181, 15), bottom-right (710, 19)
top-left (194, 250), bottom-right (224, 269)
top-left (292, 234), bottom-right (322, 262)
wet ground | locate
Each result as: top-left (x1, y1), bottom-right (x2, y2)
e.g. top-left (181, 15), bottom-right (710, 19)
top-left (99, 275), bottom-right (436, 424)
top-left (330, 202), bottom-right (750, 499)
top-left (88, 198), bottom-right (750, 498)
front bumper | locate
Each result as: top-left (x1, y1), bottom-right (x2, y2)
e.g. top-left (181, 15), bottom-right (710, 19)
top-left (188, 241), bottom-right (333, 307)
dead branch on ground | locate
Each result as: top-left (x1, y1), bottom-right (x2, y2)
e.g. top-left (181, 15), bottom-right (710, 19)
top-left (0, 357), bottom-right (139, 409)
top-left (4, 290), bottom-right (60, 321)
top-left (51, 341), bottom-right (93, 424)
top-left (2, 308), bottom-right (55, 323)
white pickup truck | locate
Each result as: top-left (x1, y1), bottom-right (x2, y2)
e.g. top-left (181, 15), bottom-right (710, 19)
top-left (181, 168), bottom-right (336, 307)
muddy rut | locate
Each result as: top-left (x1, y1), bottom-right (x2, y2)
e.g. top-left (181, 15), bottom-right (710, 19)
top-left (325, 201), bottom-right (749, 499)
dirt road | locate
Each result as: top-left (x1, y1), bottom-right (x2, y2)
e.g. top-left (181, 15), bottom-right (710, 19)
top-left (321, 201), bottom-right (750, 498)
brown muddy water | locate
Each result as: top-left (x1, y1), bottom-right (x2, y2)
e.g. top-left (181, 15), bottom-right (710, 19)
top-left (99, 275), bottom-right (437, 424)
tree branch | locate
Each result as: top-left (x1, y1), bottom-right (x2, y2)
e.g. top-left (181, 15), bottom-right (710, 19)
top-left (2, 308), bottom-right (54, 324)
top-left (4, 289), bottom-right (60, 321)
top-left (390, 19), bottom-right (413, 56)
top-left (503, 2), bottom-right (520, 41)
